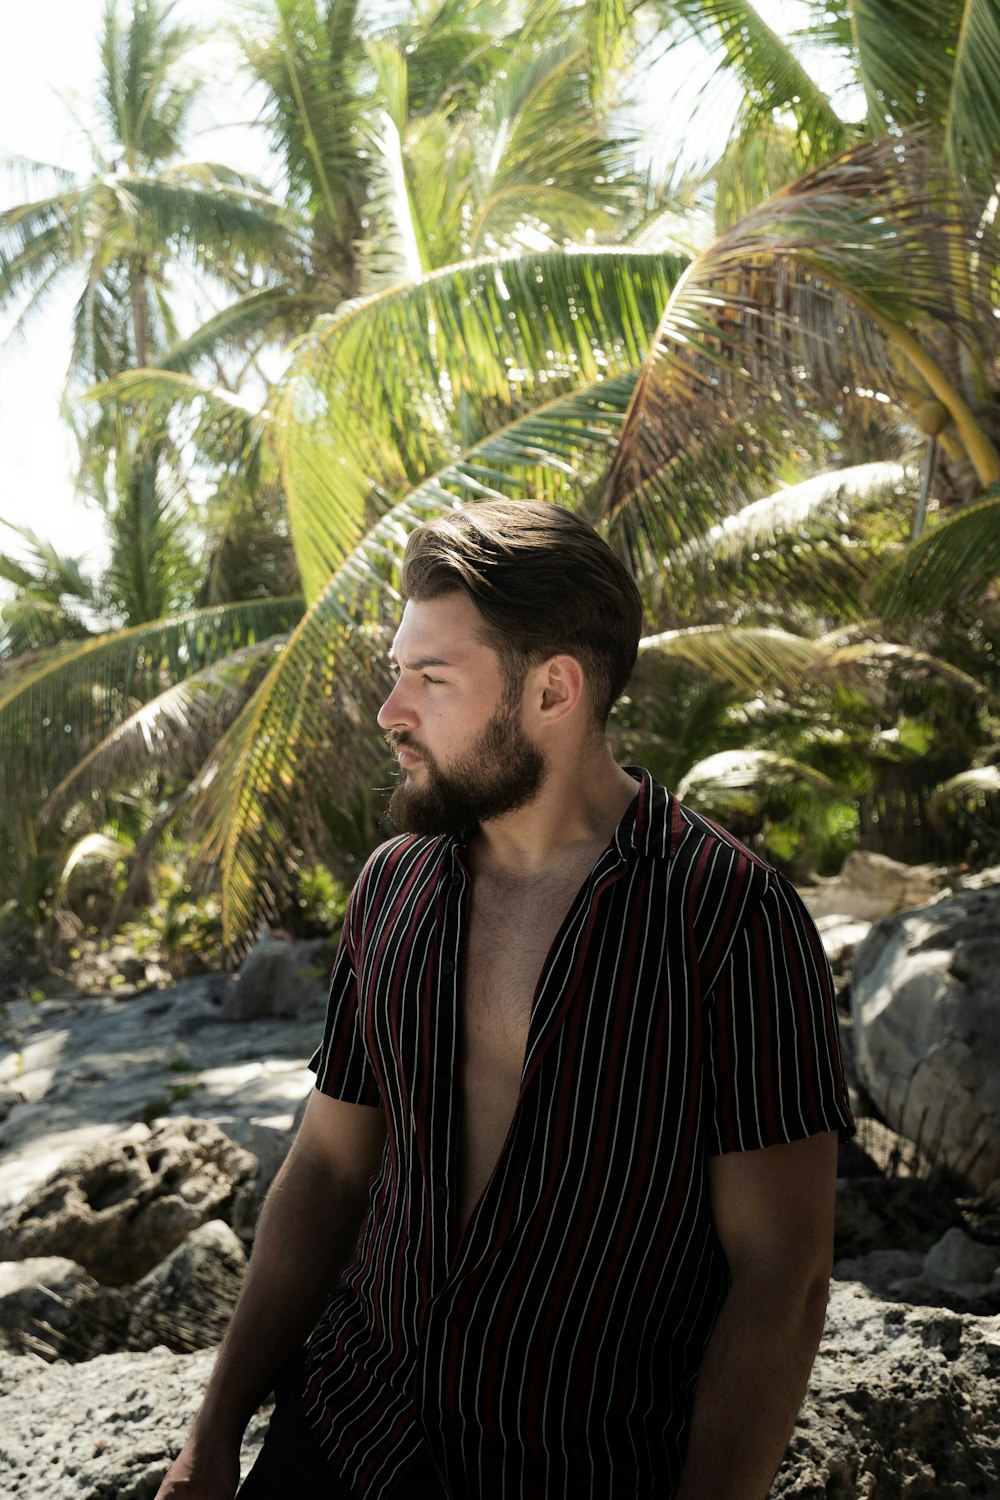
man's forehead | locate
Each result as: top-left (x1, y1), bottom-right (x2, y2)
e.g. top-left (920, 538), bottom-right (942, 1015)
top-left (389, 596), bottom-right (490, 664)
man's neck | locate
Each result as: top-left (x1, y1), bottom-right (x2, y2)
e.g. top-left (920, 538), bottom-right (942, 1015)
top-left (469, 748), bottom-right (638, 879)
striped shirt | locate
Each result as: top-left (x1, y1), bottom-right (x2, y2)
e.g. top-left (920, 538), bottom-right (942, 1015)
top-left (304, 768), bottom-right (854, 1499)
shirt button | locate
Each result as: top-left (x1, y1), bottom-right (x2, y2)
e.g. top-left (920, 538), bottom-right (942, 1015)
top-left (442, 959), bottom-right (455, 975)
top-left (451, 872), bottom-right (462, 887)
top-left (433, 1186), bottom-right (446, 1201)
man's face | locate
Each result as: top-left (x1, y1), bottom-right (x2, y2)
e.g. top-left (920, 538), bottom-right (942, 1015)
top-left (377, 593), bottom-right (545, 837)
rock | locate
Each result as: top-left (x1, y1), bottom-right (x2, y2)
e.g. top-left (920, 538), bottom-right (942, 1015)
top-left (832, 1247), bottom-right (1000, 1316)
top-left (838, 1117), bottom-right (932, 1180)
top-left (0, 1346), bottom-right (270, 1499)
top-left (772, 1279), bottom-right (1000, 1497)
top-left (126, 1219), bottom-right (247, 1353)
top-left (221, 934), bottom-right (334, 1022)
top-left (801, 852), bottom-right (944, 924)
top-left (924, 1227), bottom-right (1000, 1287)
top-left (0, 975), bottom-right (314, 1212)
top-left (814, 915), bottom-right (872, 970)
top-left (0, 1118), bottom-right (257, 1285)
top-left (834, 1175), bottom-right (959, 1261)
top-left (0, 1256), bottom-right (130, 1361)
top-left (852, 882), bottom-right (1000, 1190)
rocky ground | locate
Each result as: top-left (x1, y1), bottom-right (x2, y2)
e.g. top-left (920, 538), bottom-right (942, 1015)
top-left (1, 864), bottom-right (999, 1498)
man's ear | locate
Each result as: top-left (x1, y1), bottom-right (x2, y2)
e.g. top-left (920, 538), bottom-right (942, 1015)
top-left (532, 654), bottom-right (586, 724)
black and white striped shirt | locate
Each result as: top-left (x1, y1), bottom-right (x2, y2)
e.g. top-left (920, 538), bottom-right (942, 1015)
top-left (304, 768), bottom-right (854, 1498)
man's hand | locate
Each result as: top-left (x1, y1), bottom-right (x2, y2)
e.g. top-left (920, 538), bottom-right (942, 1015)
top-left (153, 1432), bottom-right (241, 1500)
top-left (674, 1131), bottom-right (838, 1500)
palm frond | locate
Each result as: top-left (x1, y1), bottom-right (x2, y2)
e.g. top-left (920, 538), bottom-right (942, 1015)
top-left (944, 0), bottom-right (1000, 190)
top-left (40, 639), bottom-right (284, 820)
top-left (0, 597), bottom-right (305, 805)
top-left (273, 248), bottom-right (687, 603)
top-left (186, 494), bottom-right (453, 954)
top-left (926, 764), bottom-right (1000, 831)
top-left (677, 747), bottom-right (843, 801)
top-left (600, 134), bottom-right (998, 570)
top-left (664, 0), bottom-right (849, 158)
top-left (869, 485), bottom-right (1000, 619)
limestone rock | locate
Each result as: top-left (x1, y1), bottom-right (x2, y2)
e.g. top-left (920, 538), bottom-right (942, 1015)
top-left (801, 852), bottom-right (943, 924)
top-left (221, 934), bottom-right (334, 1022)
top-left (0, 1256), bottom-right (130, 1361)
top-left (126, 1219), bottom-right (247, 1352)
top-left (772, 1279), bottom-right (1000, 1497)
top-left (851, 883), bottom-right (1000, 1189)
top-left (0, 1118), bottom-right (257, 1285)
top-left (834, 1175), bottom-right (959, 1261)
top-left (0, 975), bottom-right (313, 1214)
top-left (924, 1227), bottom-right (1000, 1287)
top-left (0, 1346), bottom-right (269, 1499)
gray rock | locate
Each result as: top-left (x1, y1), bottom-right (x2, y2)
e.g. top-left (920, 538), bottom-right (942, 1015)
top-left (126, 1219), bottom-right (247, 1353)
top-left (0, 1346), bottom-right (269, 1499)
top-left (801, 853), bottom-right (943, 924)
top-left (0, 1257), bottom-right (130, 1361)
top-left (924, 1227), bottom-right (1000, 1287)
top-left (852, 883), bottom-right (1000, 1189)
top-left (221, 934), bottom-right (334, 1022)
top-left (834, 1175), bottom-right (959, 1261)
top-left (773, 1280), bottom-right (1000, 1497)
top-left (0, 1118), bottom-right (257, 1285)
top-left (0, 975), bottom-right (314, 1213)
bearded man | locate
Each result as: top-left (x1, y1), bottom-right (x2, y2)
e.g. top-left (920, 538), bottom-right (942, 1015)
top-left (157, 501), bottom-right (854, 1500)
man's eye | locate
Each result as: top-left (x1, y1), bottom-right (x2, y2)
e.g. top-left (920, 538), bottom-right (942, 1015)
top-left (422, 674), bottom-right (443, 685)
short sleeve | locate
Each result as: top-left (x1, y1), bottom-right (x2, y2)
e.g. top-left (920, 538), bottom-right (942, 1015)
top-left (703, 869), bottom-right (855, 1155)
top-left (308, 888), bottom-right (382, 1108)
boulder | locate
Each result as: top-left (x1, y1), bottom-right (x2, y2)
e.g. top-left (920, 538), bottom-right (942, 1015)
top-left (834, 1175), bottom-right (960, 1261)
top-left (126, 1219), bottom-right (247, 1353)
top-left (0, 1346), bottom-right (269, 1499)
top-left (923, 1227), bottom-right (1000, 1288)
top-left (0, 1256), bottom-right (130, 1361)
top-left (851, 883), bottom-right (1000, 1190)
top-left (773, 1279), bottom-right (1000, 1497)
top-left (0, 1118), bottom-right (257, 1285)
top-left (221, 934), bottom-right (334, 1022)
top-left (801, 852), bottom-right (943, 923)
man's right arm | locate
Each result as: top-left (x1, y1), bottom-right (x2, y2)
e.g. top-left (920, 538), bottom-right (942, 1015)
top-left (154, 1088), bottom-right (387, 1500)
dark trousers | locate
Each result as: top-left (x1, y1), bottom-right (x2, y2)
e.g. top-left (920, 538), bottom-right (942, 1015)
top-left (236, 1350), bottom-right (446, 1499)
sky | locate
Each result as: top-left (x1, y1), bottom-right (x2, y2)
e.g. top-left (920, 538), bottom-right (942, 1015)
top-left (0, 0), bottom-right (825, 594)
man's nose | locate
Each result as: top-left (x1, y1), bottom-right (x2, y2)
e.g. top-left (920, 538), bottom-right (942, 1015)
top-left (377, 676), bottom-right (415, 730)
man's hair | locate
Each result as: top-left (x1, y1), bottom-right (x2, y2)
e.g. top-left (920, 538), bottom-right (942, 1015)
top-left (400, 500), bottom-right (643, 726)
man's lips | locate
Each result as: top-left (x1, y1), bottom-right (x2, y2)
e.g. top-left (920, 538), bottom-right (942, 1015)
top-left (396, 746), bottom-right (422, 768)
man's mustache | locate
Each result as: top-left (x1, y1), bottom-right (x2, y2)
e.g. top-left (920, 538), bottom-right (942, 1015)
top-left (385, 730), bottom-right (423, 756)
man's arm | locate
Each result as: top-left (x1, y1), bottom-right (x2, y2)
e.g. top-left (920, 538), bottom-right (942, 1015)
top-left (674, 1131), bottom-right (838, 1500)
top-left (154, 1088), bottom-right (387, 1500)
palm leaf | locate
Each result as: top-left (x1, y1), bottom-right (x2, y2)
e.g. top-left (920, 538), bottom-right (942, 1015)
top-left (40, 639), bottom-right (284, 820)
top-left (943, 1), bottom-right (1000, 189)
top-left (187, 494), bottom-right (452, 953)
top-left (677, 748), bottom-right (843, 801)
top-left (272, 248), bottom-right (687, 603)
top-left (926, 764), bottom-right (1000, 831)
top-left (664, 0), bottom-right (849, 158)
top-left (600, 134), bottom-right (998, 570)
top-left (869, 485), bottom-right (1000, 619)
top-left (0, 598), bottom-right (304, 805)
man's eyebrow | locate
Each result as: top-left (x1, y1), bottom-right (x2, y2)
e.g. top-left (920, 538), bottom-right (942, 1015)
top-left (387, 653), bottom-right (456, 670)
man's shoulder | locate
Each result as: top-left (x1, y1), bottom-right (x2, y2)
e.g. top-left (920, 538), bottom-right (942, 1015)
top-left (667, 796), bottom-right (776, 922)
top-left (355, 831), bottom-right (453, 891)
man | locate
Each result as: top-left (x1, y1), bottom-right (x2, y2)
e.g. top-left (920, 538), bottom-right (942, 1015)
top-left (157, 500), bottom-right (854, 1500)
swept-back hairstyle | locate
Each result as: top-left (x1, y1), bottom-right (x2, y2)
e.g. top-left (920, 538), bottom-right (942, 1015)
top-left (400, 500), bottom-right (643, 725)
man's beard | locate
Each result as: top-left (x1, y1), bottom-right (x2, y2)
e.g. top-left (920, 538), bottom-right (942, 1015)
top-left (386, 694), bottom-right (546, 838)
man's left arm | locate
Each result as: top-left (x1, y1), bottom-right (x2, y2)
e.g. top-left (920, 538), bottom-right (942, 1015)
top-left (674, 1130), bottom-right (838, 1500)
